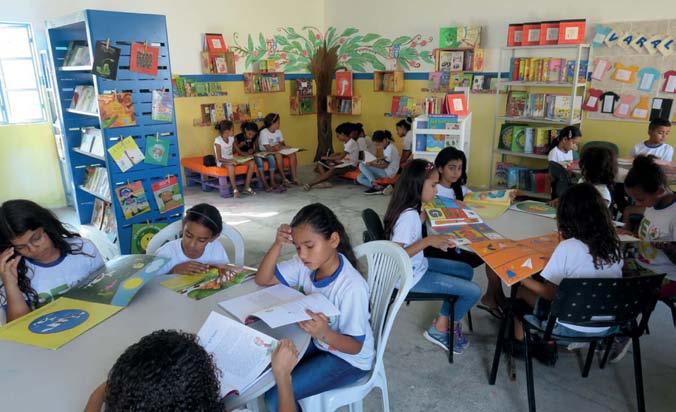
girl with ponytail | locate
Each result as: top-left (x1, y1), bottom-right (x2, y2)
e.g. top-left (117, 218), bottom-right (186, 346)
top-left (547, 125), bottom-right (582, 165)
top-left (256, 203), bottom-right (373, 410)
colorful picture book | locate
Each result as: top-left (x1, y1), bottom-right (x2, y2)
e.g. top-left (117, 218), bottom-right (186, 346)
top-left (218, 284), bottom-right (340, 329)
top-left (92, 41), bottom-right (120, 80)
top-left (506, 91), bottom-right (528, 117)
top-left (115, 181), bottom-right (151, 219)
top-left (108, 136), bottom-right (145, 172)
top-left (130, 42), bottom-right (159, 76)
top-left (318, 159), bottom-right (354, 170)
top-left (510, 201), bottom-right (557, 219)
top-left (423, 196), bottom-right (482, 229)
top-left (335, 71), bottom-right (353, 97)
top-left (161, 265), bottom-right (256, 301)
top-left (0, 255), bottom-right (168, 349)
top-left (144, 136), bottom-right (170, 166)
top-left (434, 222), bottom-right (504, 246)
top-left (151, 89), bottom-right (174, 122)
top-left (470, 233), bottom-right (560, 286)
top-left (91, 198), bottom-right (107, 229)
top-left (98, 93), bottom-right (136, 128)
top-left (131, 222), bottom-right (168, 254)
top-left (462, 190), bottom-right (515, 219)
top-left (151, 175), bottom-right (183, 213)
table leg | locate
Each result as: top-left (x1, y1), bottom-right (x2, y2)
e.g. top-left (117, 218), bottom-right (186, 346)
top-left (489, 283), bottom-right (520, 385)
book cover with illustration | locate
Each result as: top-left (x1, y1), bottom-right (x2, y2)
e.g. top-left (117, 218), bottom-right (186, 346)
top-left (152, 175), bottom-right (184, 213)
top-left (498, 124), bottom-right (514, 151)
top-left (92, 41), bottom-right (120, 80)
top-left (151, 89), bottom-right (174, 122)
top-left (423, 196), bottom-right (482, 228)
top-left (161, 264), bottom-right (256, 301)
top-left (335, 71), bottom-right (353, 97)
top-left (509, 200), bottom-right (557, 219)
top-left (131, 222), bottom-right (168, 254)
top-left (0, 255), bottom-right (168, 350)
top-left (130, 42), bottom-right (159, 76)
top-left (506, 91), bottom-right (528, 117)
top-left (108, 136), bottom-right (145, 172)
top-left (463, 190), bottom-right (515, 219)
top-left (144, 136), bottom-right (170, 166)
top-left (115, 181), bottom-right (151, 220)
top-left (98, 93), bottom-right (136, 128)
top-left (435, 222), bottom-right (504, 246)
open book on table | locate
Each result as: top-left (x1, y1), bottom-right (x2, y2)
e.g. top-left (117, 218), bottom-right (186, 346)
top-left (160, 264), bottom-right (257, 300)
top-left (218, 284), bottom-right (340, 329)
top-left (423, 196), bottom-right (482, 229)
top-left (509, 200), bottom-right (557, 219)
top-left (197, 311), bottom-right (277, 398)
top-left (434, 222), bottom-right (504, 246)
top-left (462, 190), bottom-right (514, 219)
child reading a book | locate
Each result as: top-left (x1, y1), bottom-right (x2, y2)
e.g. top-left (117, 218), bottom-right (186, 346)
top-left (578, 146), bottom-right (617, 207)
top-left (235, 121), bottom-right (276, 193)
top-left (630, 118), bottom-right (672, 162)
top-left (383, 159), bottom-right (481, 354)
top-left (396, 117), bottom-right (413, 165)
top-left (259, 113), bottom-right (301, 186)
top-left (357, 130), bottom-right (400, 195)
top-left (303, 123), bottom-right (360, 191)
top-left (0, 199), bottom-right (104, 324)
top-left (256, 203), bottom-right (374, 410)
top-left (353, 122), bottom-right (374, 157)
top-left (547, 126), bottom-right (582, 165)
top-left (84, 330), bottom-right (301, 412)
top-left (155, 203), bottom-right (229, 275)
top-left (214, 120), bottom-right (256, 198)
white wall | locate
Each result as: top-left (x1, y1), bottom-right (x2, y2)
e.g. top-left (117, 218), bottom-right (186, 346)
top-left (0, 0), bottom-right (325, 73)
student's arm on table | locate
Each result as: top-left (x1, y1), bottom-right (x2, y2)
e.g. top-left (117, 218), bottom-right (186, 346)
top-left (255, 224), bottom-right (292, 286)
top-left (271, 340), bottom-right (300, 412)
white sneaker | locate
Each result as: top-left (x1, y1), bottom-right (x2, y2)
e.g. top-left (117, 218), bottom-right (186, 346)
top-left (382, 185), bottom-right (394, 196)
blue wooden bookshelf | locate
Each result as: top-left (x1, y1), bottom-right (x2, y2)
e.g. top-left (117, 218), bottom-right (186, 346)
top-left (46, 10), bottom-right (184, 254)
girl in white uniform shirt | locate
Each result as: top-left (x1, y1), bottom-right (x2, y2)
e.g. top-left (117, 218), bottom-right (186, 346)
top-left (396, 117), bottom-right (414, 165)
top-left (0, 199), bottom-right (104, 324)
top-left (213, 120), bottom-right (256, 198)
top-left (259, 113), bottom-right (301, 186)
top-left (547, 126), bottom-right (582, 165)
top-left (357, 130), bottom-right (400, 194)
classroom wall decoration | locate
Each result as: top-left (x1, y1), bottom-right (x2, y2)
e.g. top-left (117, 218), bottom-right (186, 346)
top-left (587, 19), bottom-right (676, 122)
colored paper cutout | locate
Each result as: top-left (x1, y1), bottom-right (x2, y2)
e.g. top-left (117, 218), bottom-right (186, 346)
top-left (604, 29), bottom-right (620, 47)
top-left (582, 88), bottom-right (603, 112)
top-left (592, 26), bottom-right (612, 47)
top-left (600, 92), bottom-right (620, 114)
top-left (631, 33), bottom-right (649, 52)
top-left (663, 70), bottom-right (676, 93)
top-left (614, 95), bottom-right (637, 118)
top-left (611, 63), bottom-right (638, 84)
top-left (631, 96), bottom-right (651, 120)
top-left (657, 36), bottom-right (674, 56)
top-left (591, 59), bottom-right (611, 81)
top-left (637, 67), bottom-right (661, 92)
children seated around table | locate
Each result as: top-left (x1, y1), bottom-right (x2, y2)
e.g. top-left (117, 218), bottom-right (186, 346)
top-left (154, 203), bottom-right (228, 275)
top-left (84, 330), bottom-right (301, 412)
top-left (0, 199), bottom-right (104, 324)
top-left (396, 117), bottom-right (413, 165)
top-left (304, 122), bottom-right (360, 191)
top-left (256, 203), bottom-right (374, 410)
top-left (259, 113), bottom-right (301, 186)
top-left (357, 130), bottom-right (400, 195)
top-left (214, 120), bottom-right (256, 198)
top-left (631, 119), bottom-right (673, 162)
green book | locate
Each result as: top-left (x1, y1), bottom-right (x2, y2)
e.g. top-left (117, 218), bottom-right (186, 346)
top-left (511, 125), bottom-right (526, 153)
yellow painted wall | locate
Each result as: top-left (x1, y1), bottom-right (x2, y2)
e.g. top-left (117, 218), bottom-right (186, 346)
top-left (0, 123), bottom-right (66, 207)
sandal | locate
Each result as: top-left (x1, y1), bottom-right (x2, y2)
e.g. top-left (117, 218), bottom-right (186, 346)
top-left (232, 189), bottom-right (240, 199)
top-left (282, 179), bottom-right (292, 186)
top-left (476, 303), bottom-right (505, 320)
top-left (314, 182), bottom-right (333, 189)
top-left (243, 187), bottom-right (256, 196)
top-left (275, 185), bottom-right (287, 193)
top-left (303, 184), bottom-right (311, 192)
top-left (264, 186), bottom-right (273, 193)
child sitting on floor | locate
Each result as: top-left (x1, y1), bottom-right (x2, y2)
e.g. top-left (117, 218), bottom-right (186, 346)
top-left (630, 118), bottom-right (672, 162)
top-left (214, 120), bottom-right (256, 198)
top-left (304, 123), bottom-right (360, 191)
top-left (357, 130), bottom-right (400, 195)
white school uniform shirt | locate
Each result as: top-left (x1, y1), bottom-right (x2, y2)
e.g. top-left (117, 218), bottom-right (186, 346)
top-left (402, 130), bottom-right (413, 151)
top-left (548, 146), bottom-right (573, 164)
top-left (0, 238), bottom-right (104, 325)
top-left (630, 142), bottom-right (674, 162)
top-left (436, 184), bottom-right (471, 200)
top-left (541, 238), bottom-right (623, 333)
top-left (343, 138), bottom-right (360, 167)
top-left (214, 135), bottom-right (234, 166)
top-left (383, 143), bottom-right (401, 177)
top-left (154, 238), bottom-right (229, 274)
top-left (390, 208), bottom-right (427, 286)
top-left (274, 254), bottom-right (375, 371)
top-left (358, 136), bottom-right (375, 155)
top-left (578, 178), bottom-right (612, 207)
top-left (636, 201), bottom-right (676, 281)
top-left (259, 128), bottom-right (284, 151)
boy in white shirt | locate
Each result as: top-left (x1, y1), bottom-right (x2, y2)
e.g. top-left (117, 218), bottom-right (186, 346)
top-left (357, 130), bottom-right (401, 195)
top-left (630, 119), bottom-right (673, 162)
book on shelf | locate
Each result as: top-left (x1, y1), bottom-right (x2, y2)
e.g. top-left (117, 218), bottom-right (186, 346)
top-left (151, 89), bottom-right (173, 122)
top-left (91, 198), bottom-right (107, 229)
top-left (510, 125), bottom-right (526, 153)
top-left (506, 91), bottom-right (528, 117)
top-left (161, 264), bottom-right (256, 300)
top-left (151, 175), bottom-right (184, 214)
top-left (294, 79), bottom-right (313, 96)
top-left (335, 71), bottom-right (353, 97)
top-left (63, 40), bottom-right (91, 67)
top-left (82, 166), bottom-right (111, 200)
top-left (79, 127), bottom-right (103, 154)
top-left (423, 196), bottom-right (482, 229)
top-left (244, 73), bottom-right (283, 93)
top-left (505, 91), bottom-right (582, 121)
top-left (101, 203), bottom-right (117, 243)
top-left (70, 85), bottom-right (97, 114)
top-left (115, 180), bottom-right (151, 219)
top-left (218, 284), bottom-right (340, 329)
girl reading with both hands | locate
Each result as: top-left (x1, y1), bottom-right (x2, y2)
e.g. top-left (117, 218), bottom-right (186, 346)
top-left (259, 113), bottom-right (301, 186)
top-left (214, 120), bottom-right (256, 198)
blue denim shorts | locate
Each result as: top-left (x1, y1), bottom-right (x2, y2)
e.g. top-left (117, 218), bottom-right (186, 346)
top-left (255, 154), bottom-right (276, 171)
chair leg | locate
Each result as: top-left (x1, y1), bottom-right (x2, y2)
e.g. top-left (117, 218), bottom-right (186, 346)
top-left (349, 400), bottom-right (364, 412)
top-left (582, 341), bottom-right (597, 378)
top-left (448, 298), bottom-right (455, 364)
top-left (599, 336), bottom-right (613, 370)
top-left (523, 326), bottom-right (536, 412)
top-left (381, 384), bottom-right (390, 412)
top-left (489, 309), bottom-right (509, 384)
top-left (632, 336), bottom-right (646, 412)
top-left (467, 309), bottom-right (474, 332)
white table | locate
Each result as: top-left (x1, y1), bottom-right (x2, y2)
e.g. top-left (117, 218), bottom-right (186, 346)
top-left (483, 208), bottom-right (557, 240)
top-left (0, 277), bottom-right (310, 412)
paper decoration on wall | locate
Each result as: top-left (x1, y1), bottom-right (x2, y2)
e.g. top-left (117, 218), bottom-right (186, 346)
top-left (657, 36), bottom-right (674, 56)
top-left (646, 35), bottom-right (661, 55)
top-left (115, 181), bottom-right (151, 219)
top-left (592, 26), bottom-right (612, 47)
top-left (604, 29), bottom-right (620, 47)
top-left (98, 93), bottom-right (136, 128)
top-left (144, 135), bottom-right (170, 166)
top-left (130, 42), bottom-right (159, 76)
top-left (651, 98), bottom-right (673, 120)
top-left (637, 67), bottom-right (661, 92)
top-left (630, 33), bottom-right (649, 53)
top-left (631, 96), bottom-right (651, 120)
top-left (600, 91), bottom-right (620, 113)
top-left (611, 63), bottom-right (638, 84)
top-left (582, 88), bottom-right (603, 111)
top-left (108, 136), bottom-right (145, 172)
top-left (151, 175), bottom-right (184, 213)
top-left (617, 33), bottom-right (632, 49)
top-left (591, 59), bottom-right (611, 81)
top-left (663, 70), bottom-right (676, 93)
top-left (613, 95), bottom-right (637, 118)
top-left (92, 41), bottom-right (120, 80)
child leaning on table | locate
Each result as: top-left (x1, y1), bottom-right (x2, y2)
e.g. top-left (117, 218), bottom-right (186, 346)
top-left (84, 330), bottom-right (301, 412)
top-left (256, 203), bottom-right (374, 411)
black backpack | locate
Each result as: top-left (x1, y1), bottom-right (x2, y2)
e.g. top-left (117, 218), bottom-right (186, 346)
top-left (203, 155), bottom-right (216, 167)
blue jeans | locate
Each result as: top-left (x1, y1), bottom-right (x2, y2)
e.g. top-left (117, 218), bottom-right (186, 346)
top-left (264, 341), bottom-right (368, 412)
top-left (255, 154), bottom-right (276, 173)
top-left (410, 257), bottom-right (481, 320)
top-left (357, 162), bottom-right (390, 188)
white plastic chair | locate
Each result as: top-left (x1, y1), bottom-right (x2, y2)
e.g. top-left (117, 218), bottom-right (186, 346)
top-left (144, 220), bottom-right (245, 266)
top-left (79, 225), bottom-right (120, 262)
top-left (298, 240), bottom-right (414, 412)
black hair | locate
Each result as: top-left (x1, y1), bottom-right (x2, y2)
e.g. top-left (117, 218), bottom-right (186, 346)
top-left (547, 125), bottom-right (582, 152)
top-left (434, 147), bottom-right (468, 201)
top-left (263, 113), bottom-right (280, 129)
top-left (384, 159), bottom-right (435, 239)
top-left (290, 203), bottom-right (358, 269)
top-left (335, 122), bottom-right (353, 136)
top-left (184, 203), bottom-right (223, 237)
top-left (396, 117), bottom-right (412, 132)
top-left (371, 130), bottom-right (393, 143)
top-left (241, 121), bottom-right (259, 134)
top-left (556, 183), bottom-right (622, 269)
top-left (214, 120), bottom-right (234, 134)
top-left (649, 118), bottom-right (671, 131)
top-left (104, 330), bottom-right (223, 412)
top-left (0, 199), bottom-right (88, 308)
top-left (579, 146), bottom-right (616, 187)
top-left (624, 155), bottom-right (667, 194)
top-left (353, 122), bottom-right (365, 136)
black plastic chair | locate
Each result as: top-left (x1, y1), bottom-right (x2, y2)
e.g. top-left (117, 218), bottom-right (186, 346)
top-left (548, 161), bottom-right (572, 200)
top-left (362, 208), bottom-right (473, 363)
top-left (661, 296), bottom-right (676, 327)
top-left (515, 274), bottom-right (665, 412)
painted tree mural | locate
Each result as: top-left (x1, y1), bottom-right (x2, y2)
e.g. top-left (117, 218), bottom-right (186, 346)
top-left (231, 27), bottom-right (434, 159)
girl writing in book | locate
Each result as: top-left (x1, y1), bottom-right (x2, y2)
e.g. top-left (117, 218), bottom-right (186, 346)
top-left (259, 113), bottom-right (301, 186)
top-left (383, 159), bottom-right (481, 354)
top-left (357, 130), bottom-right (400, 195)
top-left (154, 203), bottom-right (229, 275)
top-left (214, 120), bottom-right (256, 198)
top-left (235, 121), bottom-right (277, 193)
top-left (0, 199), bottom-right (104, 324)
top-left (396, 117), bottom-right (414, 165)
top-left (303, 123), bottom-right (360, 191)
top-left (85, 330), bottom-right (301, 412)
top-left (257, 203), bottom-right (374, 410)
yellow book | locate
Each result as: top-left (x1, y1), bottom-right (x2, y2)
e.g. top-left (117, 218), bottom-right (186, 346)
top-left (463, 189), bottom-right (515, 219)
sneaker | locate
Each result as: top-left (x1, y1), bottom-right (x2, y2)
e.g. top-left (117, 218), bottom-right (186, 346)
top-left (423, 324), bottom-right (468, 355)
top-left (364, 188), bottom-right (382, 195)
top-left (382, 185), bottom-right (394, 196)
top-left (609, 336), bottom-right (632, 363)
top-left (454, 322), bottom-right (470, 350)
top-left (566, 342), bottom-right (589, 351)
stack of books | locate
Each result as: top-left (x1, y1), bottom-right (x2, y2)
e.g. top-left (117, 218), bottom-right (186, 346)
top-left (498, 124), bottom-right (560, 155)
top-left (63, 41), bottom-right (91, 67)
top-left (506, 91), bottom-right (582, 120)
top-left (494, 162), bottom-right (550, 194)
top-left (509, 58), bottom-right (588, 83)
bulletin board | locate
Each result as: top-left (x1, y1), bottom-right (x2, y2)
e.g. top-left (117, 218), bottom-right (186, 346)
top-left (585, 19), bottom-right (675, 122)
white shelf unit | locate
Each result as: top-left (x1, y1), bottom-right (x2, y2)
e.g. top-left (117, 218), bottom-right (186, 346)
top-left (412, 113), bottom-right (472, 166)
top-left (489, 44), bottom-right (591, 192)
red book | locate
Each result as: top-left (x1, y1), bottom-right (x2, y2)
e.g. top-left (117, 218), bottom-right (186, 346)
top-left (390, 96), bottom-right (401, 114)
top-left (204, 33), bottom-right (227, 54)
top-left (507, 24), bottom-right (523, 47)
top-left (335, 71), bottom-right (353, 97)
top-left (446, 93), bottom-right (468, 117)
top-left (129, 43), bottom-right (159, 76)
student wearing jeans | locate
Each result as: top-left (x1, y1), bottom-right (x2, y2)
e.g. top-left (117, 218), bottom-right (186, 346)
top-left (357, 130), bottom-right (400, 195)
